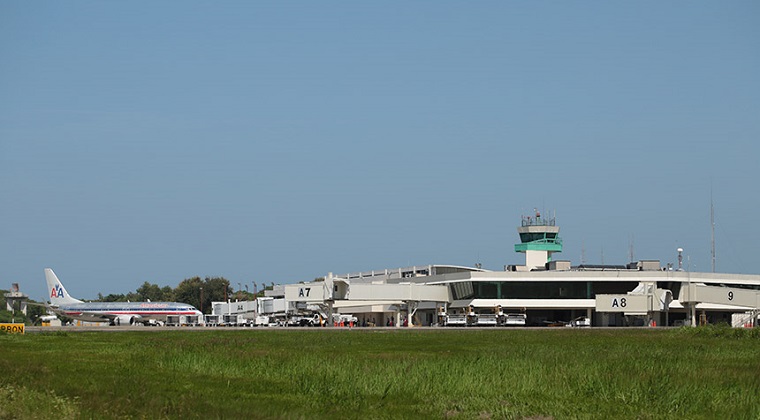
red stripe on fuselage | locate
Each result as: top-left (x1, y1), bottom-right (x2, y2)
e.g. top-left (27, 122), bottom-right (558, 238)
top-left (63, 311), bottom-right (199, 316)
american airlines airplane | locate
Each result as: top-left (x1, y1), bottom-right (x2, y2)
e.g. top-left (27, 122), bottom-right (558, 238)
top-left (45, 268), bottom-right (203, 326)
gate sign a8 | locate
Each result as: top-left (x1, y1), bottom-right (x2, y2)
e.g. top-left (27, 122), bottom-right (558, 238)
top-left (595, 294), bottom-right (650, 313)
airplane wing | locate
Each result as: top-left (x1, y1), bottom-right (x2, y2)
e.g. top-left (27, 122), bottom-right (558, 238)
top-left (27, 301), bottom-right (62, 315)
top-left (80, 312), bottom-right (117, 321)
top-left (37, 304), bottom-right (114, 322)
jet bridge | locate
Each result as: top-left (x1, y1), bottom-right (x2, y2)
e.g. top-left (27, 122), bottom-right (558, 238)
top-left (284, 276), bottom-right (450, 327)
top-left (345, 283), bottom-right (449, 302)
top-left (595, 282), bottom-right (673, 326)
top-left (678, 283), bottom-right (760, 327)
top-left (595, 282), bottom-right (672, 314)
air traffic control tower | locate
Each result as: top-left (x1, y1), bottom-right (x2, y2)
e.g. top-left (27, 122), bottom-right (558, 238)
top-left (514, 211), bottom-right (562, 270)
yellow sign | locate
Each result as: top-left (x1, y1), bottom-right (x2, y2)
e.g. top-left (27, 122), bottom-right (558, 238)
top-left (0, 323), bottom-right (25, 334)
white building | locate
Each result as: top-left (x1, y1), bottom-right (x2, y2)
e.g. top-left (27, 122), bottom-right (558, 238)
top-left (281, 213), bottom-right (760, 327)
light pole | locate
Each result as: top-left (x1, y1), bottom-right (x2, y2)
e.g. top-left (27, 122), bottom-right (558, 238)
top-left (199, 287), bottom-right (204, 314)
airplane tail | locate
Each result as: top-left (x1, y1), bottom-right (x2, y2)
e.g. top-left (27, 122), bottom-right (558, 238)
top-left (44, 268), bottom-right (83, 306)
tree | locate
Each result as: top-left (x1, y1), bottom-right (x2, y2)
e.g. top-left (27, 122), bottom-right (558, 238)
top-left (174, 276), bottom-right (204, 312)
top-left (174, 276), bottom-right (231, 314)
top-left (98, 293), bottom-right (127, 302)
top-left (136, 282), bottom-right (164, 302)
top-left (203, 277), bottom-right (231, 305)
top-left (125, 292), bottom-right (141, 302)
top-left (26, 302), bottom-right (46, 324)
top-left (161, 286), bottom-right (175, 302)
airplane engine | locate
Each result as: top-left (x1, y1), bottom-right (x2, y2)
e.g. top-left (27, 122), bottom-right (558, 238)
top-left (113, 315), bottom-right (143, 326)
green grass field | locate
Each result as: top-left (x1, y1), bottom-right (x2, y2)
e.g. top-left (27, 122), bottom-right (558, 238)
top-left (1, 327), bottom-right (759, 419)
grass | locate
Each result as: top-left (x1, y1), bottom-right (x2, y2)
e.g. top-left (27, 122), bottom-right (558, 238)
top-left (1, 327), bottom-right (759, 419)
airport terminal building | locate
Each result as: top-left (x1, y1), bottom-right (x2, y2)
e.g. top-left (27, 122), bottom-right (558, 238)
top-left (218, 214), bottom-right (760, 328)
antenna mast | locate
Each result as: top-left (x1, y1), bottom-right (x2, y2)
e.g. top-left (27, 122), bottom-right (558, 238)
top-left (711, 192), bottom-right (716, 273)
top-left (581, 240), bottom-right (586, 265)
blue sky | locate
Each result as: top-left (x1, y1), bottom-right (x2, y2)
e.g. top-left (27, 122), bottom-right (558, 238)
top-left (2, 2), bottom-right (759, 300)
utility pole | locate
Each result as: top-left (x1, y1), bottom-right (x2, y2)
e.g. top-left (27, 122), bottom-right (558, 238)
top-left (711, 192), bottom-right (716, 273)
top-left (628, 234), bottom-right (635, 263)
top-left (581, 240), bottom-right (586, 265)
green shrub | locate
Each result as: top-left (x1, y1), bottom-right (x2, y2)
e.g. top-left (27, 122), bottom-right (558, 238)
top-left (675, 324), bottom-right (760, 339)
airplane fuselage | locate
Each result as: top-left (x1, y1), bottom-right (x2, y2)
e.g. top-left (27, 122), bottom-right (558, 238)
top-left (56, 302), bottom-right (202, 323)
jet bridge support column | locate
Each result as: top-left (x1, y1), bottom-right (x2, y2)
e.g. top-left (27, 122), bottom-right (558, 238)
top-left (405, 301), bottom-right (420, 327)
top-left (689, 303), bottom-right (696, 327)
top-left (325, 272), bottom-right (335, 327)
top-left (326, 301), bottom-right (334, 328)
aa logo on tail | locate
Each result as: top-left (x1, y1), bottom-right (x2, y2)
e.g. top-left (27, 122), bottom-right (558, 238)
top-left (51, 284), bottom-right (65, 298)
